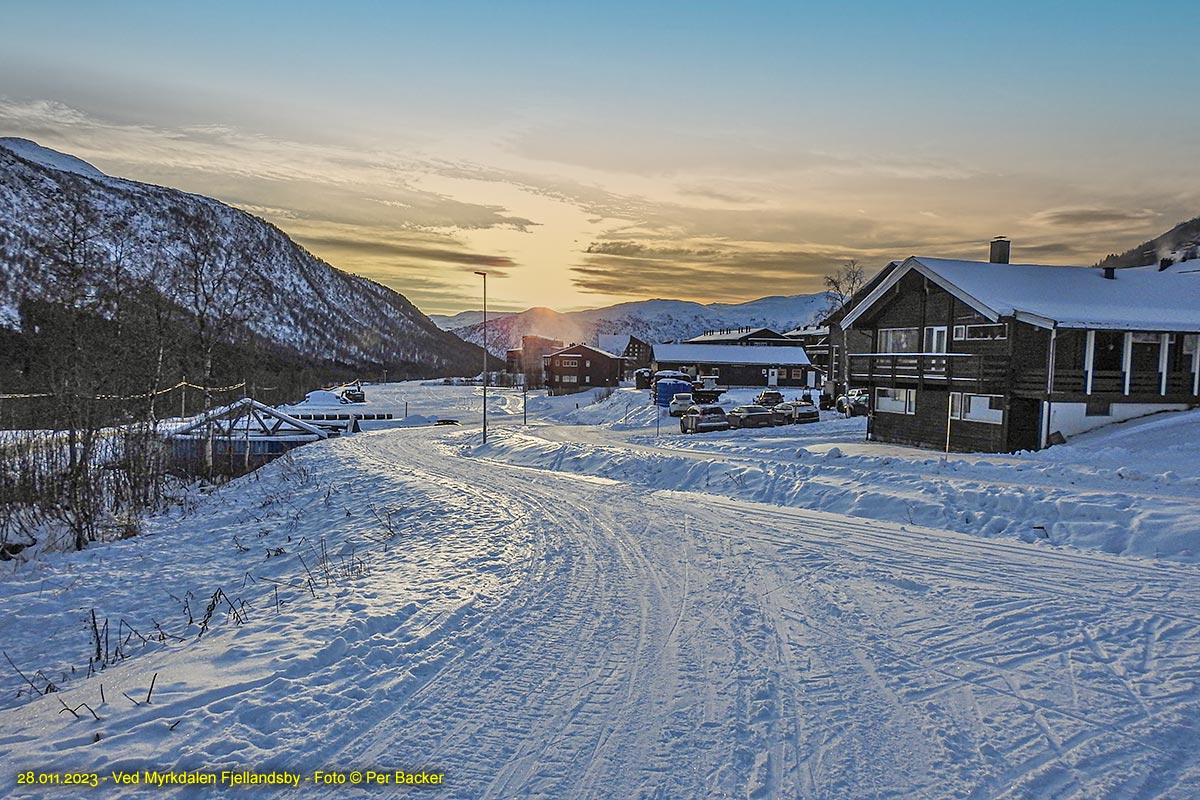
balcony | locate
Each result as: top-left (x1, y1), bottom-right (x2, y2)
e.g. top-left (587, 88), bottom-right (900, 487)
top-left (848, 352), bottom-right (1007, 389)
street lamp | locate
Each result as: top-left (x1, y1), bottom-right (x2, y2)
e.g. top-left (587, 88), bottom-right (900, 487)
top-left (474, 270), bottom-right (488, 443)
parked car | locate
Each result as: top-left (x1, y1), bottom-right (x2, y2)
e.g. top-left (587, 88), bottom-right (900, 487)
top-left (726, 405), bottom-right (776, 429)
top-left (836, 388), bottom-right (870, 417)
top-left (668, 392), bottom-right (695, 416)
top-left (771, 401), bottom-right (821, 425)
top-left (680, 405), bottom-right (731, 434)
top-left (754, 389), bottom-right (785, 407)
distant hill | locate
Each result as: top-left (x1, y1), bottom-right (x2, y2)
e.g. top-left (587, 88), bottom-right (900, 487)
top-left (0, 138), bottom-right (490, 385)
top-left (1097, 216), bottom-right (1200, 269)
top-left (445, 295), bottom-right (830, 357)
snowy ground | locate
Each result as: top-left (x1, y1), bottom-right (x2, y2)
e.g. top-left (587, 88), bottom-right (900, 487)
top-left (2, 381), bottom-right (1198, 798)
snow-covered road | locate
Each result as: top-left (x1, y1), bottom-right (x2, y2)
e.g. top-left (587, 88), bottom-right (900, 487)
top-left (3, 420), bottom-right (1199, 798)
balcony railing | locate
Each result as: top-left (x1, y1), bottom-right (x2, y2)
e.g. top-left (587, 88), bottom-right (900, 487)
top-left (848, 352), bottom-right (1006, 389)
top-left (853, 353), bottom-right (1197, 398)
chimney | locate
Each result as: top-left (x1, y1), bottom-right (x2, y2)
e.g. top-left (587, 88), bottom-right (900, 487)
top-left (989, 236), bottom-right (1010, 264)
top-left (1103, 267), bottom-right (1115, 280)
top-left (1159, 257), bottom-right (1175, 271)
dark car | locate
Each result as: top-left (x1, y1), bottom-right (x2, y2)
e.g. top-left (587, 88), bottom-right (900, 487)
top-left (754, 389), bottom-right (785, 407)
top-left (835, 388), bottom-right (870, 417)
top-left (680, 405), bottom-right (731, 434)
top-left (771, 401), bottom-right (821, 425)
top-left (726, 405), bottom-right (776, 429)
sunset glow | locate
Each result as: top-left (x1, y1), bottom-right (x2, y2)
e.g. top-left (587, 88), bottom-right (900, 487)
top-left (2, 1), bottom-right (1197, 314)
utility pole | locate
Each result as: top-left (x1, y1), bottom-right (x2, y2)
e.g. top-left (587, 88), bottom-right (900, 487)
top-left (474, 271), bottom-right (488, 443)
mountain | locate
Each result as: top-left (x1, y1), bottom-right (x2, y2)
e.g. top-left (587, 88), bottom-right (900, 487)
top-left (446, 294), bottom-right (830, 357)
top-left (0, 138), bottom-right (489, 380)
top-left (1097, 216), bottom-right (1200, 269)
top-left (428, 309), bottom-right (514, 330)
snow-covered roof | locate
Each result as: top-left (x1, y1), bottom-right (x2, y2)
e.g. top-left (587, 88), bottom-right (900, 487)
top-left (653, 343), bottom-right (811, 366)
top-left (842, 256), bottom-right (1200, 332)
top-left (684, 327), bottom-right (786, 343)
top-left (172, 398), bottom-right (328, 439)
top-left (545, 343), bottom-right (621, 359)
top-left (597, 334), bottom-right (631, 355)
top-left (783, 325), bottom-right (830, 338)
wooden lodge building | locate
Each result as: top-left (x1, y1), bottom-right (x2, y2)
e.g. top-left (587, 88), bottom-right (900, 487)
top-left (840, 254), bottom-right (1200, 453)
top-left (598, 334), bottom-right (653, 376)
top-left (506, 335), bottom-right (565, 388)
top-left (543, 344), bottom-right (623, 395)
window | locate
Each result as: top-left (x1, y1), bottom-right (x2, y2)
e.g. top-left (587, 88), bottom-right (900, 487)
top-left (1184, 335), bottom-right (1198, 355)
top-left (961, 394), bottom-right (1003, 424)
top-left (1093, 331), bottom-right (1123, 371)
top-left (924, 326), bottom-right (948, 353)
top-left (949, 392), bottom-right (962, 419)
top-left (1131, 332), bottom-right (1160, 345)
top-left (560, 358), bottom-right (579, 367)
top-left (1085, 401), bottom-right (1111, 417)
top-left (875, 387), bottom-right (916, 414)
top-left (561, 375), bottom-right (578, 383)
top-left (791, 368), bottom-right (804, 379)
top-left (954, 323), bottom-right (1007, 341)
top-left (585, 360), bottom-right (591, 367)
top-left (879, 328), bottom-right (919, 353)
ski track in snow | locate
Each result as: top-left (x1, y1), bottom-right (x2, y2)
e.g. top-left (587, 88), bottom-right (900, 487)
top-left (2, 410), bottom-right (1200, 798)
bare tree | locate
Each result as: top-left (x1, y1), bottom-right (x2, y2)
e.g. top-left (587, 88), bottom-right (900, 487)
top-left (170, 209), bottom-right (267, 473)
top-left (822, 259), bottom-right (866, 321)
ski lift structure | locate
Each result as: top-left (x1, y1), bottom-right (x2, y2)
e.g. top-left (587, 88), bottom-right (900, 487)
top-left (168, 397), bottom-right (334, 476)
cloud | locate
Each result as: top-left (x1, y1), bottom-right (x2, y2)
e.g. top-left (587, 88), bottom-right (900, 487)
top-left (1026, 207), bottom-right (1159, 228)
top-left (572, 239), bottom-right (859, 302)
top-left (584, 241), bottom-right (721, 259)
top-left (297, 234), bottom-right (515, 274)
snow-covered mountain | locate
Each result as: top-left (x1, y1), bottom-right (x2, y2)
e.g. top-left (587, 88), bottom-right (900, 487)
top-left (0, 138), bottom-right (487, 377)
top-left (1097, 216), bottom-right (1200, 269)
top-left (444, 294), bottom-right (830, 356)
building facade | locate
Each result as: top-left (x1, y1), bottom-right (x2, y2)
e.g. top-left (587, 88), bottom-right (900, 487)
top-left (841, 256), bottom-right (1200, 452)
top-left (651, 343), bottom-right (818, 388)
top-left (598, 334), bottom-right (653, 376)
top-left (505, 335), bottom-right (565, 388)
top-left (543, 344), bottom-right (623, 395)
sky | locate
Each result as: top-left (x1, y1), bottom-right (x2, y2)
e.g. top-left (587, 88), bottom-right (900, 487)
top-left (2, 0), bottom-right (1199, 315)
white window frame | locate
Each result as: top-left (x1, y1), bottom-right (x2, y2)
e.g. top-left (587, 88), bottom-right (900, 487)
top-left (948, 391), bottom-right (962, 420)
top-left (924, 326), bottom-right (948, 353)
top-left (875, 387), bottom-right (916, 415)
top-left (953, 323), bottom-right (1007, 341)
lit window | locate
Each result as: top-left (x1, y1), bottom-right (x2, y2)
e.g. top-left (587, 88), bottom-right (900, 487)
top-left (879, 328), bottom-right (919, 353)
top-left (875, 387), bottom-right (915, 414)
top-left (961, 394), bottom-right (1003, 424)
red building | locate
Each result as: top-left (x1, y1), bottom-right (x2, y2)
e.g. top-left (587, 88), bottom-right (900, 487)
top-left (543, 344), bottom-right (623, 396)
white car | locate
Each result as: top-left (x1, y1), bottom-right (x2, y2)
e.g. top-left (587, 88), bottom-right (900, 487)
top-left (668, 392), bottom-right (695, 416)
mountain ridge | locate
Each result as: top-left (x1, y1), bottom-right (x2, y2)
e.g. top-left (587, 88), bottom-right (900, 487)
top-left (0, 139), bottom-right (490, 381)
top-left (438, 294), bottom-right (831, 357)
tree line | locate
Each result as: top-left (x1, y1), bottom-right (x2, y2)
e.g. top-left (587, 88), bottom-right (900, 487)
top-left (0, 183), bottom-right (361, 556)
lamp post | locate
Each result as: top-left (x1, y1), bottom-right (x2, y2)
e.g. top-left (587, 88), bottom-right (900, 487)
top-left (474, 270), bottom-right (488, 443)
